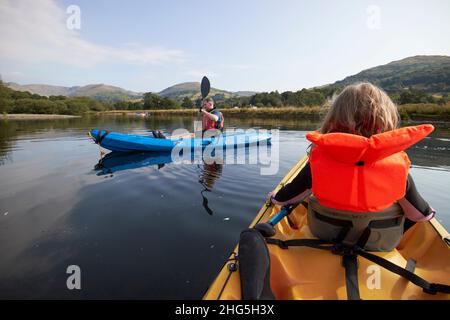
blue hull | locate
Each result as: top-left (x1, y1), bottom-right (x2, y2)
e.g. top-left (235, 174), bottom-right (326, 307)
top-left (89, 129), bottom-right (271, 152)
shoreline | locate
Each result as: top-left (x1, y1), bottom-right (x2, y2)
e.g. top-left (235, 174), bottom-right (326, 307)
top-left (100, 107), bottom-right (327, 119)
top-left (2, 105), bottom-right (450, 122)
top-left (0, 114), bottom-right (81, 120)
top-left (99, 107), bottom-right (450, 122)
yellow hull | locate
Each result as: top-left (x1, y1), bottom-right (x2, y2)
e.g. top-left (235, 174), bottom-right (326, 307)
top-left (204, 156), bottom-right (450, 300)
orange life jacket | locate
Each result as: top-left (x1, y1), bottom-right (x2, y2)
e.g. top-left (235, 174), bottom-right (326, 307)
top-left (305, 124), bottom-right (434, 212)
top-left (202, 109), bottom-right (224, 131)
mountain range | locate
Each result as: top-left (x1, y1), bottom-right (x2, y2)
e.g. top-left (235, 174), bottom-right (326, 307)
top-left (5, 81), bottom-right (257, 103)
top-left (4, 83), bottom-right (142, 103)
top-left (4, 55), bottom-right (450, 102)
top-left (330, 55), bottom-right (450, 94)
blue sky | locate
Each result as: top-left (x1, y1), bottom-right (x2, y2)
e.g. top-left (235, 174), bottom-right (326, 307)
top-left (1, 0), bottom-right (449, 92)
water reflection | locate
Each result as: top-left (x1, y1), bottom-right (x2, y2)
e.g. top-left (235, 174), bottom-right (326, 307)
top-left (197, 163), bottom-right (223, 215)
top-left (94, 151), bottom-right (174, 176)
top-left (94, 150), bottom-right (224, 216)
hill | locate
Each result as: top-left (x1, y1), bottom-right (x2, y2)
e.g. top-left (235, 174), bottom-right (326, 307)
top-left (157, 82), bottom-right (237, 102)
top-left (330, 55), bottom-right (450, 94)
top-left (5, 82), bottom-right (73, 96)
top-left (0, 81), bottom-right (109, 114)
top-left (5, 80), bottom-right (254, 103)
top-left (5, 82), bottom-right (142, 103)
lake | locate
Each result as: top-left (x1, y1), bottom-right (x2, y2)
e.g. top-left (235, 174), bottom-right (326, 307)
top-left (0, 114), bottom-right (449, 299)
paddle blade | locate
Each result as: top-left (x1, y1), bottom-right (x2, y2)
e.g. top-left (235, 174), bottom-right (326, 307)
top-left (201, 76), bottom-right (210, 99)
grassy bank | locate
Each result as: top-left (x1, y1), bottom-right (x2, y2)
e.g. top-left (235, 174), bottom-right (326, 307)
top-left (101, 103), bottom-right (450, 121)
top-left (398, 103), bottom-right (450, 120)
top-left (102, 106), bottom-right (327, 118)
top-left (4, 103), bottom-right (449, 121)
top-left (103, 106), bottom-right (324, 114)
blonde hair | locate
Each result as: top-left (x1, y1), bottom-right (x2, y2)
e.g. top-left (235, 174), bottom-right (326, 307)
top-left (319, 82), bottom-right (399, 137)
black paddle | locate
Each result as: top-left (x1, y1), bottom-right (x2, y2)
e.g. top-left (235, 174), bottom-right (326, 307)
top-left (200, 76), bottom-right (210, 112)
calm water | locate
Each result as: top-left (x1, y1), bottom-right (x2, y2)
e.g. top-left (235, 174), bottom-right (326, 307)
top-left (0, 115), bottom-right (449, 299)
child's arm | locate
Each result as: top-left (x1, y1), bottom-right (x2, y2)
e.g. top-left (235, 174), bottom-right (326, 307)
top-left (398, 174), bottom-right (435, 222)
top-left (269, 162), bottom-right (312, 206)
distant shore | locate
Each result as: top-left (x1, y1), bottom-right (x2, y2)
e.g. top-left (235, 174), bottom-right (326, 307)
top-left (102, 107), bottom-right (326, 117)
top-left (0, 114), bottom-right (81, 120)
top-left (100, 104), bottom-right (450, 121)
top-left (2, 103), bottom-right (450, 122)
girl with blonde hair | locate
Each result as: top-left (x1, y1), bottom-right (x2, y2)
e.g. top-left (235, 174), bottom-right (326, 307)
top-left (270, 82), bottom-right (435, 233)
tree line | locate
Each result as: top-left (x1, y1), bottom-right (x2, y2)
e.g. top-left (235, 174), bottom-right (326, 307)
top-left (391, 90), bottom-right (448, 105)
top-left (1, 80), bottom-right (448, 115)
top-left (0, 81), bottom-right (107, 115)
top-left (214, 87), bottom-right (448, 109)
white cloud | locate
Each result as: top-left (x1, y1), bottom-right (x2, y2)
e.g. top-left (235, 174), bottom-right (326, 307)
top-left (0, 0), bottom-right (184, 67)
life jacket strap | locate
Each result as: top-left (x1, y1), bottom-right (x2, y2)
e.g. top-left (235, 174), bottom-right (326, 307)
top-left (343, 254), bottom-right (360, 300)
top-left (265, 237), bottom-right (363, 299)
top-left (357, 250), bottom-right (450, 295)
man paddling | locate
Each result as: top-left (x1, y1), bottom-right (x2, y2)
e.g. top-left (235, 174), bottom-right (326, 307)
top-left (154, 97), bottom-right (224, 139)
top-left (200, 97), bottom-right (224, 133)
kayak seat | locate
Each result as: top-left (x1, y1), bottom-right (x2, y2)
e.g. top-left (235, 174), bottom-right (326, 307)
top-left (238, 228), bottom-right (275, 300)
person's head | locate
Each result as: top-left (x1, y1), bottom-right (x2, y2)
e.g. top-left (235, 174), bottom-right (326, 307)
top-left (202, 97), bottom-right (215, 111)
top-left (320, 82), bottom-right (399, 137)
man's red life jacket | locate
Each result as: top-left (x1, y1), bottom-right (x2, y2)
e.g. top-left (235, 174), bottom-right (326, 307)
top-left (202, 109), bottom-right (224, 131)
top-left (305, 124), bottom-right (434, 212)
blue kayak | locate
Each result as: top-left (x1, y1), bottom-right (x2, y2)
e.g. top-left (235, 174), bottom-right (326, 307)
top-left (89, 129), bottom-right (271, 152)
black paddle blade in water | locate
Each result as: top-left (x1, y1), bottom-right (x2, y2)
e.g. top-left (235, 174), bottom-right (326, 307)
top-left (201, 76), bottom-right (210, 99)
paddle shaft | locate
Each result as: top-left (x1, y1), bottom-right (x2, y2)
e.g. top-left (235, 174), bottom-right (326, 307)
top-left (268, 203), bottom-right (300, 226)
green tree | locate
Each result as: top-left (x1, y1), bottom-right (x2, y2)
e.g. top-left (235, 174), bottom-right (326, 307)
top-left (281, 91), bottom-right (299, 106)
top-left (181, 97), bottom-right (193, 108)
top-left (114, 101), bottom-right (130, 110)
top-left (143, 92), bottom-right (160, 109)
top-left (296, 89), bottom-right (325, 106)
top-left (398, 90), bottom-right (429, 104)
top-left (128, 101), bottom-right (144, 110)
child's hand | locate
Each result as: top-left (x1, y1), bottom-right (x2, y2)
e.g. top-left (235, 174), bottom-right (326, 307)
top-left (267, 190), bottom-right (276, 203)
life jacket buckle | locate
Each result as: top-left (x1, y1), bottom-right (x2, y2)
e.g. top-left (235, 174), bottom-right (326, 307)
top-left (332, 244), bottom-right (360, 257)
top-left (331, 243), bottom-right (345, 255)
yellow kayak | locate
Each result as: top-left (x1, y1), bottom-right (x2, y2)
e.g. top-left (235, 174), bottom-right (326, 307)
top-left (204, 156), bottom-right (450, 300)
